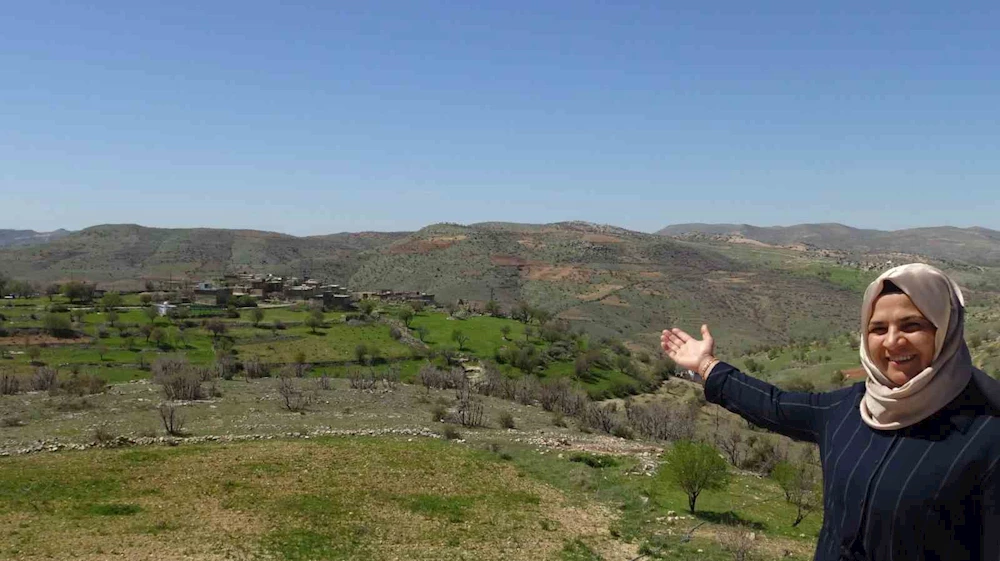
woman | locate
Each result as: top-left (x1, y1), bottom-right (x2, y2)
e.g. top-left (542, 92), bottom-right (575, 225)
top-left (660, 263), bottom-right (1000, 561)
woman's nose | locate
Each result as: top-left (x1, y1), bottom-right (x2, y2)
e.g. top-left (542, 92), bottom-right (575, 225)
top-left (883, 328), bottom-right (905, 349)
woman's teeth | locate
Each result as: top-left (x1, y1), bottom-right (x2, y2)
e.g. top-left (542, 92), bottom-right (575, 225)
top-left (889, 355), bottom-right (915, 363)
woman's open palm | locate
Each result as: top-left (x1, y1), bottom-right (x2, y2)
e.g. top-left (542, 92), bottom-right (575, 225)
top-left (660, 325), bottom-right (715, 372)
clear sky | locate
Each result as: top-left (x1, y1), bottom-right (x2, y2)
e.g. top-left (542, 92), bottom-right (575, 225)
top-left (2, 2), bottom-right (998, 236)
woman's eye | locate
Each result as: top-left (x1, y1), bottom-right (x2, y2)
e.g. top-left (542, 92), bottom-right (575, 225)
top-left (869, 327), bottom-right (886, 335)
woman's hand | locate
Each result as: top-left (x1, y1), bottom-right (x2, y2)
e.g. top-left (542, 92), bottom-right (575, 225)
top-left (660, 325), bottom-right (716, 374)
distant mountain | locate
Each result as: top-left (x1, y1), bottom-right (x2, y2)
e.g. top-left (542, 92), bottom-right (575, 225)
top-left (0, 224), bottom-right (407, 288)
top-left (657, 223), bottom-right (1000, 265)
top-left (0, 229), bottom-right (71, 248)
top-left (0, 221), bottom-right (863, 350)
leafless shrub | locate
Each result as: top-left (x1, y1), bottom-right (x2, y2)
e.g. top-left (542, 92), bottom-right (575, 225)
top-left (581, 402), bottom-right (618, 434)
top-left (0, 369), bottom-right (23, 395)
top-left (442, 425), bottom-right (461, 440)
top-left (215, 354), bottom-right (238, 380)
top-left (625, 400), bottom-right (696, 442)
top-left (477, 362), bottom-right (516, 400)
top-left (277, 375), bottom-right (311, 412)
top-left (418, 363), bottom-right (467, 390)
top-left (514, 375), bottom-right (540, 405)
top-left (58, 372), bottom-right (107, 396)
top-left (382, 364), bottom-right (400, 391)
top-left (498, 411), bottom-right (515, 429)
top-left (715, 422), bottom-right (745, 466)
top-left (741, 435), bottom-right (787, 475)
top-left (1, 415), bottom-right (24, 427)
top-left (317, 375), bottom-right (332, 390)
top-left (430, 404), bottom-right (448, 422)
top-left (348, 368), bottom-right (378, 391)
top-left (31, 367), bottom-right (58, 391)
top-left (158, 404), bottom-right (186, 436)
top-left (153, 356), bottom-right (204, 401)
top-left (455, 388), bottom-right (485, 427)
top-left (93, 424), bottom-right (116, 444)
top-left (718, 527), bottom-right (758, 561)
top-left (243, 356), bottom-right (271, 379)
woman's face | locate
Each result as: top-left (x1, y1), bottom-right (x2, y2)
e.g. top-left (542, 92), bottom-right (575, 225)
top-left (867, 293), bottom-right (938, 386)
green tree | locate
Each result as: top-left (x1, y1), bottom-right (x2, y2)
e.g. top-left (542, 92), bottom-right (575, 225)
top-left (354, 343), bottom-right (370, 365)
top-left (62, 281), bottom-right (94, 303)
top-left (143, 305), bottom-right (159, 324)
top-left (139, 293), bottom-right (153, 305)
top-left (355, 299), bottom-right (375, 318)
top-left (305, 309), bottom-right (324, 333)
top-left (150, 327), bottom-right (166, 348)
top-left (511, 302), bottom-right (531, 324)
top-left (484, 300), bottom-right (500, 316)
top-left (414, 325), bottom-right (428, 342)
top-left (203, 318), bottom-right (227, 340)
top-left (452, 329), bottom-right (469, 351)
top-left (251, 307), bottom-right (265, 327)
top-left (43, 313), bottom-right (73, 337)
top-left (532, 307), bottom-right (552, 325)
top-left (97, 344), bottom-right (109, 361)
top-left (45, 283), bottom-right (61, 302)
top-left (107, 309), bottom-right (119, 327)
top-left (500, 325), bottom-right (511, 340)
top-left (659, 440), bottom-right (731, 513)
top-left (397, 305), bottom-right (415, 327)
top-left (99, 291), bottom-right (123, 311)
top-left (27, 346), bottom-right (42, 364)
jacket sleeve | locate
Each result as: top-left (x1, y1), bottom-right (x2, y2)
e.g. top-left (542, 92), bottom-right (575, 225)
top-left (703, 361), bottom-right (856, 443)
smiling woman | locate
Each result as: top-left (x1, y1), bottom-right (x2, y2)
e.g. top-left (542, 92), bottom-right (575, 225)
top-left (661, 263), bottom-right (1000, 561)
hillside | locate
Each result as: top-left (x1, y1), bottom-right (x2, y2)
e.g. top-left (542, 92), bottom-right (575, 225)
top-left (0, 224), bottom-right (407, 289)
top-left (350, 222), bottom-right (861, 349)
top-left (0, 228), bottom-right (70, 248)
top-left (658, 223), bottom-right (1000, 265)
top-left (17, 220), bottom-right (996, 349)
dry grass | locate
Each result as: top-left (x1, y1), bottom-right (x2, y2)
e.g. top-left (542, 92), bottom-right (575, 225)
top-left (0, 437), bottom-right (616, 561)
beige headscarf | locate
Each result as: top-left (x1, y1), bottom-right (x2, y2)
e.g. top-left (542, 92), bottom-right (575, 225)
top-left (859, 263), bottom-right (973, 430)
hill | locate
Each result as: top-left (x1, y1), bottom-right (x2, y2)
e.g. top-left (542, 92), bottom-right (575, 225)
top-left (350, 221), bottom-right (861, 349)
top-left (0, 221), bottom-right (933, 350)
top-left (0, 228), bottom-right (70, 248)
top-left (657, 223), bottom-right (1000, 265)
top-left (0, 224), bottom-right (407, 289)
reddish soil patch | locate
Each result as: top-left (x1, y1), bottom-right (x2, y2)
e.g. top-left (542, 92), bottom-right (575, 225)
top-left (524, 265), bottom-right (591, 283)
top-left (602, 295), bottom-right (630, 307)
top-left (0, 334), bottom-right (90, 346)
top-left (388, 236), bottom-right (465, 255)
top-left (582, 234), bottom-right (624, 243)
top-left (490, 255), bottom-right (531, 267)
top-left (843, 367), bottom-right (866, 380)
top-left (577, 284), bottom-right (624, 302)
top-left (638, 271), bottom-right (664, 279)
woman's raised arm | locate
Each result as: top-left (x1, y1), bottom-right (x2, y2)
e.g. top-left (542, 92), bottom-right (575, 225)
top-left (661, 325), bottom-right (854, 443)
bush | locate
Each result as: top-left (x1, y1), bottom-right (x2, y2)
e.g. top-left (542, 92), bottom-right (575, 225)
top-left (0, 370), bottom-right (22, 395)
top-left (455, 388), bottom-right (485, 427)
top-left (569, 453), bottom-right (619, 468)
top-left (244, 356), bottom-right (271, 379)
top-left (389, 326), bottom-right (403, 340)
top-left (611, 424), bottom-right (635, 440)
top-left (43, 313), bottom-right (73, 337)
top-left (624, 400), bottom-right (696, 442)
top-left (152, 356), bottom-right (204, 401)
top-left (277, 375), bottom-right (311, 412)
top-left (158, 404), bottom-right (186, 436)
top-left (430, 405), bottom-right (448, 422)
top-left (59, 371), bottom-right (107, 396)
top-left (31, 367), bottom-right (58, 391)
top-left (498, 411), bottom-right (515, 429)
top-left (442, 426), bottom-right (462, 440)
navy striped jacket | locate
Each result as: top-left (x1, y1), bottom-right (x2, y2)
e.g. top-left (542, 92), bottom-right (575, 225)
top-left (704, 362), bottom-right (1000, 561)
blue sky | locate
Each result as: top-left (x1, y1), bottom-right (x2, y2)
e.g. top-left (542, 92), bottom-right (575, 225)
top-left (2, 2), bottom-right (998, 235)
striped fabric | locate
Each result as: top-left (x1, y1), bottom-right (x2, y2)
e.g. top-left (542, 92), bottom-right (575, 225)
top-left (704, 362), bottom-right (1000, 561)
